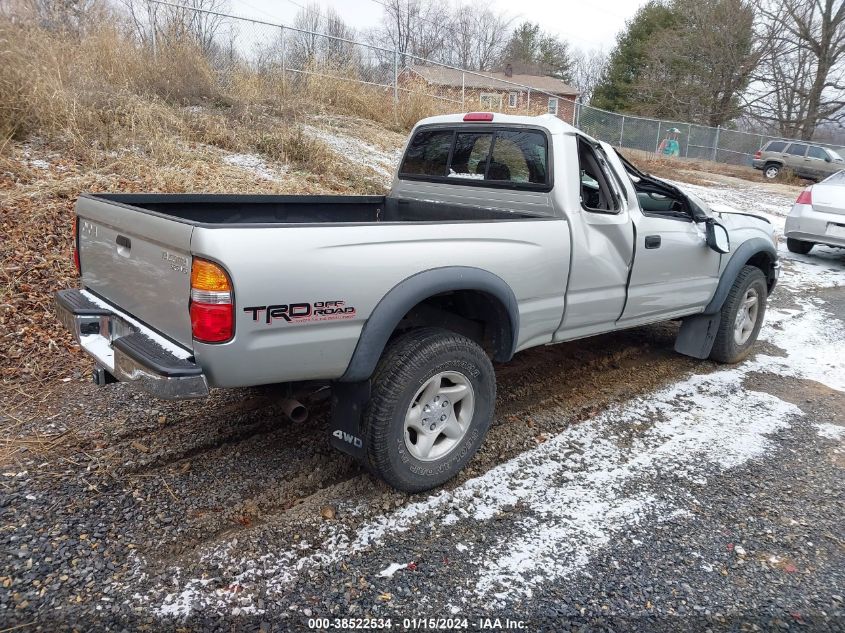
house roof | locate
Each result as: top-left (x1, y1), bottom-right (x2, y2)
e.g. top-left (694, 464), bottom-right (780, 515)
top-left (405, 64), bottom-right (579, 97)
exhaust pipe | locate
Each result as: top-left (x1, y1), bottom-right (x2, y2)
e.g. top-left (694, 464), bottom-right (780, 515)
top-left (280, 398), bottom-right (308, 423)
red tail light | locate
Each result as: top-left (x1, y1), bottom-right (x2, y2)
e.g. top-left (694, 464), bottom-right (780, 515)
top-left (754, 150), bottom-right (762, 159)
top-left (190, 258), bottom-right (233, 343)
top-left (190, 302), bottom-right (234, 343)
top-left (463, 112), bottom-right (494, 122)
top-left (796, 187), bottom-right (812, 205)
top-left (72, 216), bottom-right (80, 275)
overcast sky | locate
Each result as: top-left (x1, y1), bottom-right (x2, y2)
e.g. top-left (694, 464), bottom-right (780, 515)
top-left (231, 0), bottom-right (648, 52)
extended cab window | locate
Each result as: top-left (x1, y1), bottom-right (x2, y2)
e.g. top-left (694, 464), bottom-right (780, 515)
top-left (399, 126), bottom-right (549, 188)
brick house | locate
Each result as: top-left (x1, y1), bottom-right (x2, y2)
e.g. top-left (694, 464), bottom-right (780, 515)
top-left (400, 63), bottom-right (580, 123)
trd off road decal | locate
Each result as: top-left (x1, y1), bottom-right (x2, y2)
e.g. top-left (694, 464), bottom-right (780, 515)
top-left (243, 300), bottom-right (356, 325)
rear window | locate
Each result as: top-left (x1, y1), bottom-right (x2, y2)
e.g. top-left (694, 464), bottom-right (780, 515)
top-left (765, 141), bottom-right (787, 152)
top-left (399, 127), bottom-right (549, 188)
top-left (786, 143), bottom-right (808, 157)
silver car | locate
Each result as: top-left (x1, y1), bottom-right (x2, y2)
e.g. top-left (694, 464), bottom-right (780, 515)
top-left (784, 170), bottom-right (845, 254)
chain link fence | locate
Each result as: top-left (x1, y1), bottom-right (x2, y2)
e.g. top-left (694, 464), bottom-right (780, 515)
top-left (146, 0), bottom-right (839, 168)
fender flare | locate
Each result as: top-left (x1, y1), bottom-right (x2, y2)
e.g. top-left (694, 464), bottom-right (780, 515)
top-left (340, 266), bottom-right (520, 382)
top-left (702, 237), bottom-right (777, 316)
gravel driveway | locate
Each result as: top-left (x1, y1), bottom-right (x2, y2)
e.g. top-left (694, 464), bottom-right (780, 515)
top-left (1, 181), bottom-right (844, 632)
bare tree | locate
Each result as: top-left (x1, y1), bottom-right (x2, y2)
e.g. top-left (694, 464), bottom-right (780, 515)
top-left (290, 1), bottom-right (321, 68)
top-left (571, 48), bottom-right (607, 102)
top-left (322, 5), bottom-right (355, 67)
top-left (118, 0), bottom-right (228, 57)
top-left (18, 0), bottom-right (109, 35)
top-left (753, 0), bottom-right (845, 139)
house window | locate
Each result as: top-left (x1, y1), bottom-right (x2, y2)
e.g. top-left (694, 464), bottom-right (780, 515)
top-left (479, 93), bottom-right (503, 110)
top-left (508, 92), bottom-right (518, 108)
top-left (548, 97), bottom-right (558, 116)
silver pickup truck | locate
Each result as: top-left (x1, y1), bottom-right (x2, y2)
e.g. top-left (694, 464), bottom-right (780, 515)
top-left (56, 113), bottom-right (779, 492)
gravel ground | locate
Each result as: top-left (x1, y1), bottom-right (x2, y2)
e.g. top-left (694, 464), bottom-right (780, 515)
top-left (1, 178), bottom-right (844, 631)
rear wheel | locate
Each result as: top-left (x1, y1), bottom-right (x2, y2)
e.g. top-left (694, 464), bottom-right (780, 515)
top-left (763, 163), bottom-right (781, 180)
top-left (362, 328), bottom-right (495, 493)
top-left (786, 238), bottom-right (814, 254)
top-left (709, 266), bottom-right (768, 364)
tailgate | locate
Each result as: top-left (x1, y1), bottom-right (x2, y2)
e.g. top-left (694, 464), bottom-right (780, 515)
top-left (76, 195), bottom-right (195, 348)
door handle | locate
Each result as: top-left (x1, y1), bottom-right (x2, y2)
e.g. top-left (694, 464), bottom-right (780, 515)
top-left (644, 235), bottom-right (661, 249)
top-left (116, 234), bottom-right (131, 257)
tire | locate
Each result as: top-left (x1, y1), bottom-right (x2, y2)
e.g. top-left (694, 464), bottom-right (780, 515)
top-left (709, 266), bottom-right (768, 364)
top-left (763, 163), bottom-right (781, 180)
top-left (786, 238), bottom-right (814, 254)
top-left (362, 327), bottom-right (495, 493)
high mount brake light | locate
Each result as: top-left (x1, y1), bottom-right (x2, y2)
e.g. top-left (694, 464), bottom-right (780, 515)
top-left (796, 187), bottom-right (812, 205)
top-left (190, 258), bottom-right (233, 343)
top-left (463, 112), bottom-right (494, 122)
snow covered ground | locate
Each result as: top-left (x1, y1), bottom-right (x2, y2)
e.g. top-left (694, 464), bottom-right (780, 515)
top-left (142, 178), bottom-right (845, 620)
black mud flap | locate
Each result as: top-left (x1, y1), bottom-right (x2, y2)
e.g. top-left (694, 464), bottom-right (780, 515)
top-left (329, 381), bottom-right (370, 461)
top-left (674, 313), bottom-right (721, 359)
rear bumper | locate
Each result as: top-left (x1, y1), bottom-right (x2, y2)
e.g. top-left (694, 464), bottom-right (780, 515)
top-left (751, 159), bottom-right (764, 170)
top-left (55, 289), bottom-right (209, 399)
top-left (784, 203), bottom-right (845, 248)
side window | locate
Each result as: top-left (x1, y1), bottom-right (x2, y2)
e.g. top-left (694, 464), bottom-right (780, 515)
top-left (489, 130), bottom-right (548, 184)
top-left (766, 141), bottom-right (787, 152)
top-left (399, 130), bottom-right (453, 177)
top-left (807, 146), bottom-right (828, 160)
top-left (449, 133), bottom-right (492, 180)
top-left (479, 93), bottom-right (503, 110)
top-left (578, 139), bottom-right (620, 214)
top-left (508, 92), bottom-right (518, 108)
top-left (548, 98), bottom-right (558, 116)
top-left (786, 143), bottom-right (808, 157)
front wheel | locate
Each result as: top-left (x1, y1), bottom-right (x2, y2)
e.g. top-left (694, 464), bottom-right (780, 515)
top-left (709, 266), bottom-right (768, 364)
top-left (362, 328), bottom-right (495, 493)
top-left (786, 238), bottom-right (814, 254)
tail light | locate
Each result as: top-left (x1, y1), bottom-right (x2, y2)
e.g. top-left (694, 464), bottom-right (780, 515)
top-left (72, 216), bottom-right (80, 275)
top-left (190, 258), bottom-right (233, 343)
top-left (796, 187), bottom-right (812, 205)
top-left (754, 150), bottom-right (762, 159)
top-left (463, 112), bottom-right (494, 122)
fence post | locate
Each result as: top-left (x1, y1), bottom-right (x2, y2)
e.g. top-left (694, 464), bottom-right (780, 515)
top-left (712, 125), bottom-right (721, 162)
top-left (655, 123), bottom-right (662, 153)
top-left (619, 115), bottom-right (625, 147)
top-left (685, 125), bottom-right (691, 157)
top-left (527, 88), bottom-right (531, 111)
top-left (461, 72), bottom-right (465, 108)
top-left (280, 26), bottom-right (286, 88)
top-left (393, 48), bottom-right (399, 105)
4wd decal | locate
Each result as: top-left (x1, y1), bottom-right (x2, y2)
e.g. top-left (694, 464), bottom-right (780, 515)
top-left (244, 300), bottom-right (356, 324)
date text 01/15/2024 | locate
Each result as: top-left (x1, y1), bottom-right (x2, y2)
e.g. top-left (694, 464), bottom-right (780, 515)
top-left (306, 617), bottom-right (527, 629)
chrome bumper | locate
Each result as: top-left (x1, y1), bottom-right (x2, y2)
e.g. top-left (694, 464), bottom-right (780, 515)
top-left (55, 289), bottom-right (209, 399)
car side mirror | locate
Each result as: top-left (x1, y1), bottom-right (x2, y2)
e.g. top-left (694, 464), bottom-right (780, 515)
top-left (705, 220), bottom-right (730, 254)
top-left (825, 156), bottom-right (832, 162)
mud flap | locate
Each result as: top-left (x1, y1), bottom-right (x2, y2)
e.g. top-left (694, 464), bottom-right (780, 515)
top-left (674, 313), bottom-right (721, 359)
top-left (329, 380), bottom-right (370, 461)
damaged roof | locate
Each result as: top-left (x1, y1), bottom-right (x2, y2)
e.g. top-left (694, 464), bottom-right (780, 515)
top-left (404, 64), bottom-right (580, 97)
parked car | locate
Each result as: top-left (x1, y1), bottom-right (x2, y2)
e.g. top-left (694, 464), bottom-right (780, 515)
top-left (55, 113), bottom-right (779, 492)
top-left (784, 170), bottom-right (845, 254)
top-left (752, 140), bottom-right (845, 181)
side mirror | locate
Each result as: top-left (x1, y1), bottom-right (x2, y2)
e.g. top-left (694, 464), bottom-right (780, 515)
top-left (825, 155), bottom-right (832, 162)
top-left (705, 219), bottom-right (730, 254)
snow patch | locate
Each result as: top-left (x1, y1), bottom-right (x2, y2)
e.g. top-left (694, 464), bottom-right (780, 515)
top-left (222, 153), bottom-right (280, 181)
top-left (303, 125), bottom-right (400, 182)
top-left (814, 423), bottom-right (845, 441)
top-left (378, 562), bottom-right (407, 578)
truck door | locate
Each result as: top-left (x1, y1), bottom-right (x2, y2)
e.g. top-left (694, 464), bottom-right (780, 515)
top-left (610, 154), bottom-right (721, 324)
top-left (554, 137), bottom-right (635, 340)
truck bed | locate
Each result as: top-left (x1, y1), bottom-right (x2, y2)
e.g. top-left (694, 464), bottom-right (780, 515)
top-left (89, 193), bottom-right (542, 225)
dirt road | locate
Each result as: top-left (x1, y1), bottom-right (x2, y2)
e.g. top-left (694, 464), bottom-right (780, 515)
top-left (1, 179), bottom-right (843, 631)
